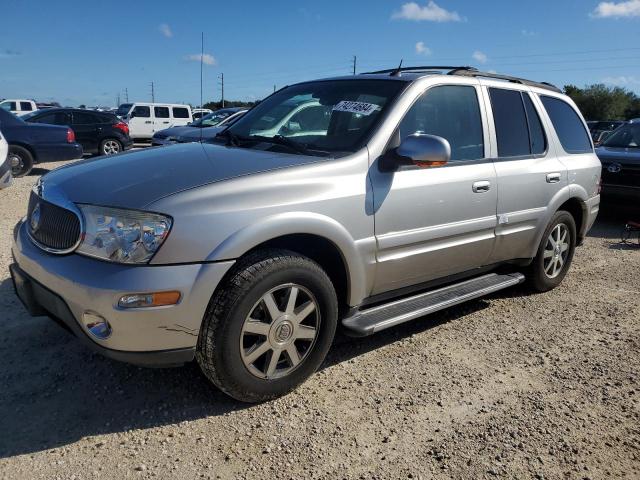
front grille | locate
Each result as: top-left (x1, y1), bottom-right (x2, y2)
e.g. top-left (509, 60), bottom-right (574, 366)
top-left (27, 192), bottom-right (81, 252)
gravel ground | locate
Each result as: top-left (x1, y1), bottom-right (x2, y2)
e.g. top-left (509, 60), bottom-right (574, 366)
top-left (0, 159), bottom-right (639, 480)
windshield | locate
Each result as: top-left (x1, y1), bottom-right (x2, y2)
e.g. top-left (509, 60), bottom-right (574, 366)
top-left (195, 110), bottom-right (236, 127)
top-left (224, 79), bottom-right (407, 155)
top-left (116, 103), bottom-right (133, 116)
top-left (602, 123), bottom-right (640, 148)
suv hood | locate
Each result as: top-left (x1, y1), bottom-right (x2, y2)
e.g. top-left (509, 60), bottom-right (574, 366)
top-left (40, 143), bottom-right (326, 209)
top-left (153, 125), bottom-right (195, 138)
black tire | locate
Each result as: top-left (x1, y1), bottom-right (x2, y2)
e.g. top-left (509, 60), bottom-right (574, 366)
top-left (196, 249), bottom-right (338, 403)
top-left (99, 138), bottom-right (122, 156)
top-left (8, 145), bottom-right (34, 177)
top-left (527, 210), bottom-right (577, 292)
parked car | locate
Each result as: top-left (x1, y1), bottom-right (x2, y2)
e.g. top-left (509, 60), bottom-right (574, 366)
top-left (23, 108), bottom-right (133, 156)
top-left (10, 67), bottom-right (600, 402)
top-left (0, 128), bottom-right (11, 188)
top-left (116, 103), bottom-right (192, 141)
top-left (587, 120), bottom-right (625, 146)
top-left (36, 102), bottom-right (62, 110)
top-left (0, 108), bottom-right (83, 177)
top-left (0, 99), bottom-right (37, 117)
top-left (152, 108), bottom-right (247, 146)
top-left (595, 121), bottom-right (640, 200)
top-left (192, 108), bottom-right (213, 121)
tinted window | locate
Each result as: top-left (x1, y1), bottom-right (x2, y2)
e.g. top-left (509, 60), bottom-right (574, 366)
top-left (154, 106), bottom-right (170, 118)
top-left (490, 88), bottom-right (530, 157)
top-left (73, 112), bottom-right (97, 124)
top-left (400, 85), bottom-right (484, 161)
top-left (172, 107), bottom-right (189, 118)
top-left (20, 102), bottom-right (33, 111)
top-left (132, 106), bottom-right (150, 118)
top-left (1, 102), bottom-right (17, 111)
top-left (523, 94), bottom-right (546, 155)
top-left (31, 112), bottom-right (70, 125)
top-left (116, 103), bottom-right (133, 116)
top-left (540, 96), bottom-right (592, 154)
top-left (96, 113), bottom-right (115, 124)
top-left (602, 123), bottom-right (640, 148)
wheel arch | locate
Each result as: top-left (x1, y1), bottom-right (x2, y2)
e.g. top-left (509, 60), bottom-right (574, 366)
top-left (9, 142), bottom-right (38, 163)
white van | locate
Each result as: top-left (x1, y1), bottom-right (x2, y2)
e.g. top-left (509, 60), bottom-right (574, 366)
top-left (116, 103), bottom-right (193, 141)
top-left (0, 99), bottom-right (37, 116)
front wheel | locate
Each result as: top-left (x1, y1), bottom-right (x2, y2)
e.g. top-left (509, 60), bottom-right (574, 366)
top-left (99, 138), bottom-right (122, 156)
top-left (528, 210), bottom-right (577, 292)
top-left (196, 249), bottom-right (338, 403)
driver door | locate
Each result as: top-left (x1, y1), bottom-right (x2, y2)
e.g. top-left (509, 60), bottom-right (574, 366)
top-left (371, 84), bottom-right (498, 295)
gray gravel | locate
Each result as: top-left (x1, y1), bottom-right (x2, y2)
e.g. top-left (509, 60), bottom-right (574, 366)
top-left (1, 159), bottom-right (639, 479)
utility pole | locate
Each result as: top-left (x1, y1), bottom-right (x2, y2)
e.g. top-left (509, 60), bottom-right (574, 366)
top-left (116, 93), bottom-right (120, 108)
top-left (150, 81), bottom-right (155, 103)
top-left (273, 84), bottom-right (276, 93)
top-left (200, 32), bottom-right (204, 109)
top-left (124, 88), bottom-right (129, 103)
top-left (218, 73), bottom-right (224, 107)
top-left (352, 55), bottom-right (357, 75)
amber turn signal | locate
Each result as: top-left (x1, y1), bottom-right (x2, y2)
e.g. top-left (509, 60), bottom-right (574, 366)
top-left (118, 291), bottom-right (181, 308)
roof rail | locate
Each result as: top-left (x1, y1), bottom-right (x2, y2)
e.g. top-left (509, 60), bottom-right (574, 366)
top-left (362, 66), bottom-right (477, 75)
top-left (449, 69), bottom-right (562, 93)
top-left (361, 65), bottom-right (561, 93)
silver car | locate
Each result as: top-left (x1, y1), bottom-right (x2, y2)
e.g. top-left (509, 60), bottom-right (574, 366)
top-left (11, 67), bottom-right (601, 402)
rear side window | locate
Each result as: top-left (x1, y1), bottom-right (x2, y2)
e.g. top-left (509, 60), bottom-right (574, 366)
top-left (73, 112), bottom-right (97, 124)
top-left (540, 96), bottom-right (592, 154)
top-left (33, 112), bottom-right (70, 125)
top-left (399, 85), bottom-right (484, 161)
top-left (523, 94), bottom-right (546, 155)
top-left (20, 102), bottom-right (33, 111)
top-left (172, 107), bottom-right (189, 118)
top-left (1, 102), bottom-right (17, 111)
top-left (489, 88), bottom-right (531, 157)
top-left (133, 106), bottom-right (150, 118)
top-left (154, 106), bottom-right (170, 118)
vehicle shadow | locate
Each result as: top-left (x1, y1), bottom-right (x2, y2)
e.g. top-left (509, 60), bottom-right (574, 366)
top-left (28, 167), bottom-right (51, 176)
top-left (0, 269), bottom-right (491, 458)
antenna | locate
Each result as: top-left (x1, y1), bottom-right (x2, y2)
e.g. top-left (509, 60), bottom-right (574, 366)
top-left (390, 59), bottom-right (403, 77)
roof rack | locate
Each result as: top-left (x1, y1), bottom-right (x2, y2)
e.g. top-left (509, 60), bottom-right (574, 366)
top-left (361, 65), bottom-right (561, 93)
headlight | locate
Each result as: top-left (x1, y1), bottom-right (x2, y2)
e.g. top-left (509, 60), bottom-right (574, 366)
top-left (76, 204), bottom-right (172, 264)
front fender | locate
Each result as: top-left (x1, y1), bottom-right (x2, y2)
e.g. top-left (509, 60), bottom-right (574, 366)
top-left (205, 211), bottom-right (371, 306)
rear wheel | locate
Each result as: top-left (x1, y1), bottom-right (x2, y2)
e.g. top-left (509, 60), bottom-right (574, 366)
top-left (8, 145), bottom-right (33, 177)
top-left (196, 249), bottom-right (338, 403)
top-left (99, 138), bottom-right (122, 155)
top-left (528, 210), bottom-right (576, 292)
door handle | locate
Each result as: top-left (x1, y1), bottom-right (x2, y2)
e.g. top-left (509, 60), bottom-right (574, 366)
top-left (145, 121), bottom-right (152, 124)
top-left (546, 172), bottom-right (561, 183)
top-left (472, 181), bottom-right (491, 193)
top-left (163, 121), bottom-right (169, 124)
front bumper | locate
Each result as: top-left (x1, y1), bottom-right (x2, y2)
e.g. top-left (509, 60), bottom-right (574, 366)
top-left (11, 220), bottom-right (235, 366)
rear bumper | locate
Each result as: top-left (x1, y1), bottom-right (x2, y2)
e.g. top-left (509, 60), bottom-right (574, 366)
top-left (580, 194), bottom-right (600, 242)
top-left (34, 143), bottom-right (83, 163)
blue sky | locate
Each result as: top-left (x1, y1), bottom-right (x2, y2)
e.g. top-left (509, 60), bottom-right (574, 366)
top-left (1, 0), bottom-right (640, 107)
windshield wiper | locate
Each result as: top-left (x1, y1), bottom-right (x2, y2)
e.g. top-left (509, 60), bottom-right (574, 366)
top-left (249, 135), bottom-right (311, 155)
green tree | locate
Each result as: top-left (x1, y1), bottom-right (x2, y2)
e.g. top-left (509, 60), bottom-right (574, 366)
top-left (563, 83), bottom-right (639, 120)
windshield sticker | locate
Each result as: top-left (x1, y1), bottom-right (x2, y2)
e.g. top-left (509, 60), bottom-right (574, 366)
top-left (332, 101), bottom-right (380, 116)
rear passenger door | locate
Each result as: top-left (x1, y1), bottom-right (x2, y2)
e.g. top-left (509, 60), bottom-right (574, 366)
top-left (372, 84), bottom-right (498, 295)
top-left (484, 86), bottom-right (567, 263)
top-left (154, 106), bottom-right (171, 131)
top-left (71, 111), bottom-right (100, 152)
top-left (172, 106), bottom-right (191, 126)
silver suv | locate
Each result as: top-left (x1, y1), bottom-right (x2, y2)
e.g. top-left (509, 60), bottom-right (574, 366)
top-left (11, 66), bottom-right (601, 402)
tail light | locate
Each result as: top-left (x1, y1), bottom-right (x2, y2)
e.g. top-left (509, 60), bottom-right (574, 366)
top-left (66, 128), bottom-right (75, 143)
top-left (113, 121), bottom-right (129, 136)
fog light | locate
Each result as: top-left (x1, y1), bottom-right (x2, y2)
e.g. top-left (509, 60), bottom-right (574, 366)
top-left (82, 312), bottom-right (112, 340)
top-left (118, 291), bottom-right (181, 309)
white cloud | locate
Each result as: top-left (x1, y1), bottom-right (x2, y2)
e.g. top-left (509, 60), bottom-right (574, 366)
top-left (392, 1), bottom-right (462, 22)
top-left (472, 50), bottom-right (488, 63)
top-left (185, 53), bottom-right (216, 66)
top-left (591, 0), bottom-right (640, 18)
top-left (602, 75), bottom-right (640, 85)
top-left (521, 29), bottom-right (537, 36)
top-left (159, 23), bottom-right (173, 38)
top-left (415, 41), bottom-right (432, 56)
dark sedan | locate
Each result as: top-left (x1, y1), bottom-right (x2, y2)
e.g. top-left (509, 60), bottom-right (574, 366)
top-left (23, 108), bottom-right (133, 156)
top-left (0, 109), bottom-right (83, 177)
top-left (152, 108), bottom-right (246, 146)
top-left (595, 121), bottom-right (640, 201)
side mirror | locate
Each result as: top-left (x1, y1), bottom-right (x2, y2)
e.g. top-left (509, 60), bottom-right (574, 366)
top-left (396, 133), bottom-right (451, 168)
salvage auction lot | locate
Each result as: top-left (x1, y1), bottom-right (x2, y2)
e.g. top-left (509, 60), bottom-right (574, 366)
top-left (0, 160), bottom-right (638, 479)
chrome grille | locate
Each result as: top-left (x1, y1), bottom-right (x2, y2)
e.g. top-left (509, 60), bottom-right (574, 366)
top-left (27, 192), bottom-right (81, 253)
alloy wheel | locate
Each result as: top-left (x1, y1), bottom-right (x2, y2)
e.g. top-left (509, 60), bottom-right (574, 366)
top-left (543, 223), bottom-right (570, 279)
top-left (9, 153), bottom-right (23, 176)
top-left (103, 140), bottom-right (121, 155)
top-left (240, 283), bottom-right (320, 379)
